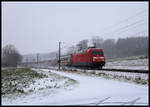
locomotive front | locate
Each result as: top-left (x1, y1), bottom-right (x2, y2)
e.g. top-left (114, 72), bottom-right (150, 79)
top-left (90, 48), bottom-right (105, 69)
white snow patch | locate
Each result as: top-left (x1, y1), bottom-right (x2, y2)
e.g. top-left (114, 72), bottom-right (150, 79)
top-left (2, 69), bottom-right (148, 105)
top-left (105, 58), bottom-right (148, 70)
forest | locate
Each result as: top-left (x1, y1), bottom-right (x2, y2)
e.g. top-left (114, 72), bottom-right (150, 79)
top-left (66, 36), bottom-right (148, 59)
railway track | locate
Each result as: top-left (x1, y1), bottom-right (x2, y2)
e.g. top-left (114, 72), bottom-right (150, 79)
top-left (61, 66), bottom-right (149, 74)
top-left (44, 66), bottom-right (148, 85)
top-left (99, 68), bottom-right (148, 74)
top-left (39, 66), bottom-right (149, 74)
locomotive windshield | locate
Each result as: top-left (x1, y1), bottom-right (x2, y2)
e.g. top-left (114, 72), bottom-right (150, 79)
top-left (92, 50), bottom-right (104, 55)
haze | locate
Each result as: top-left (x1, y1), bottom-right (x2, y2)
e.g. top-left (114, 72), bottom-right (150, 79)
top-left (2, 2), bottom-right (148, 54)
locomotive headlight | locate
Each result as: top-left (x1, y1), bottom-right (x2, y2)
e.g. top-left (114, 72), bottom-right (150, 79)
top-left (100, 57), bottom-right (105, 61)
top-left (93, 57), bottom-right (96, 61)
top-left (93, 57), bottom-right (104, 61)
top-left (99, 57), bottom-right (104, 59)
top-left (93, 57), bottom-right (97, 61)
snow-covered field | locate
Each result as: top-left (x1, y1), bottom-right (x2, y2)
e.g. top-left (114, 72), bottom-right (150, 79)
top-left (2, 68), bottom-right (78, 105)
top-left (2, 68), bottom-right (148, 105)
top-left (105, 58), bottom-right (148, 70)
top-left (21, 69), bottom-right (76, 93)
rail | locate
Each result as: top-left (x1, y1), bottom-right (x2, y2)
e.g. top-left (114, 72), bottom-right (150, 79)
top-left (37, 66), bottom-right (149, 74)
top-left (100, 68), bottom-right (148, 74)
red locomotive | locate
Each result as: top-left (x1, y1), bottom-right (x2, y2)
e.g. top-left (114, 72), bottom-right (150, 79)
top-left (60, 47), bottom-right (105, 69)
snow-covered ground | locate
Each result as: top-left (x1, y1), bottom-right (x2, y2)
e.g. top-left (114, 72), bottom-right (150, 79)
top-left (105, 58), bottom-right (148, 70)
top-left (27, 68), bottom-right (77, 91)
top-left (2, 69), bottom-right (148, 105)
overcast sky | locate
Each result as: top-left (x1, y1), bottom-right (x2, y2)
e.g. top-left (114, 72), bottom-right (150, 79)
top-left (2, 2), bottom-right (148, 54)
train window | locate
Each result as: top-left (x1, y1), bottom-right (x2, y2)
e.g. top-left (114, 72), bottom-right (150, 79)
top-left (92, 50), bottom-right (104, 55)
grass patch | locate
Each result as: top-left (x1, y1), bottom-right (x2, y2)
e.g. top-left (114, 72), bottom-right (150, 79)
top-left (96, 72), bottom-right (148, 85)
top-left (2, 68), bottom-right (48, 96)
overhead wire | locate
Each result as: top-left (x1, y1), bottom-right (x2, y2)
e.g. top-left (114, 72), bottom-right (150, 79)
top-left (58, 9), bottom-right (148, 54)
top-left (101, 19), bottom-right (148, 38)
top-left (98, 9), bottom-right (148, 37)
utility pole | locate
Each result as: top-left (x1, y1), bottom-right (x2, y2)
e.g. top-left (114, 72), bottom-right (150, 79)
top-left (58, 42), bottom-right (61, 70)
top-left (26, 57), bottom-right (28, 67)
top-left (37, 53), bottom-right (39, 65)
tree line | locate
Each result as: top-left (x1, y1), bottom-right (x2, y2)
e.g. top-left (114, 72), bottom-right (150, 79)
top-left (2, 36), bottom-right (148, 67)
top-left (2, 44), bottom-right (22, 67)
top-left (67, 36), bottom-right (148, 59)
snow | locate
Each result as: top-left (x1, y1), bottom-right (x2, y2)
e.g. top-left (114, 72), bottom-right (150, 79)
top-left (105, 58), bottom-right (148, 70)
top-left (94, 70), bottom-right (148, 84)
top-left (2, 68), bottom-right (148, 105)
top-left (22, 68), bottom-right (75, 93)
top-left (105, 65), bottom-right (148, 70)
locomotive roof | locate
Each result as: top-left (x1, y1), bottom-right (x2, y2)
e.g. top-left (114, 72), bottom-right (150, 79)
top-left (88, 48), bottom-right (103, 50)
top-left (71, 48), bottom-right (103, 55)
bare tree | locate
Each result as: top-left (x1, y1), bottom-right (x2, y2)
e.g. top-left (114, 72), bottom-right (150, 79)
top-left (65, 36), bottom-right (148, 60)
top-left (66, 45), bottom-right (78, 54)
top-left (76, 39), bottom-right (88, 52)
top-left (2, 44), bottom-right (22, 67)
top-left (102, 39), bottom-right (116, 58)
top-left (91, 36), bottom-right (104, 48)
top-left (116, 36), bottom-right (148, 58)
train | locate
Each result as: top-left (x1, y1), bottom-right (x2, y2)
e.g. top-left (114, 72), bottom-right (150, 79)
top-left (60, 47), bottom-right (105, 69)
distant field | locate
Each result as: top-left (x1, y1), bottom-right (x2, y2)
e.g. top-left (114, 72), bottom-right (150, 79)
top-left (106, 55), bottom-right (148, 62)
top-left (105, 55), bottom-right (148, 70)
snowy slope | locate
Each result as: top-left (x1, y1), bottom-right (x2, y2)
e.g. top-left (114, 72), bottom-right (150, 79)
top-left (2, 69), bottom-right (148, 105)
